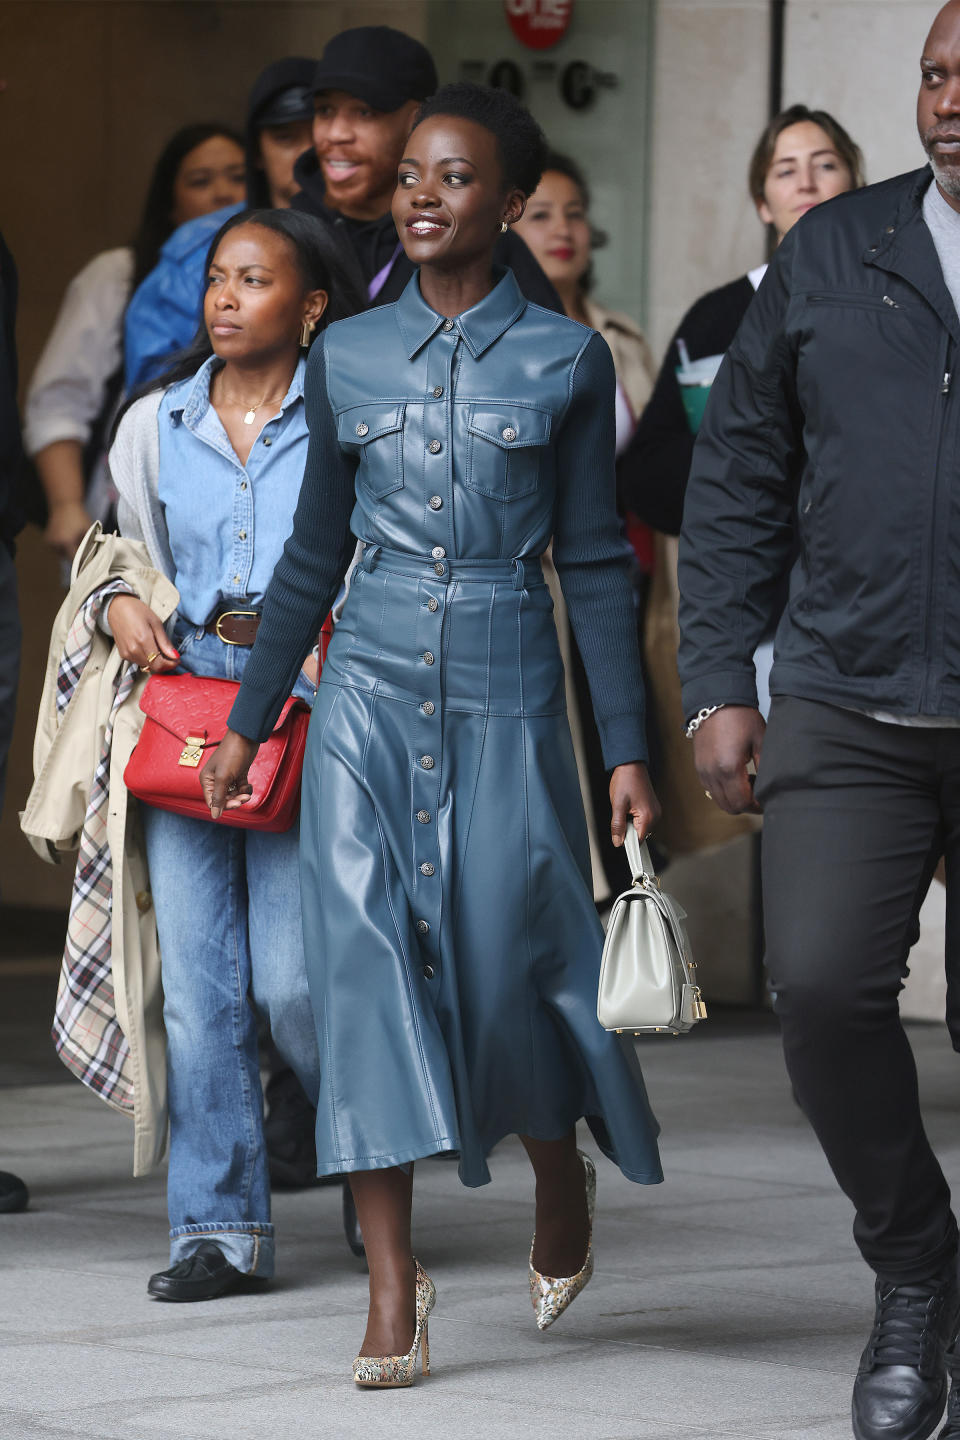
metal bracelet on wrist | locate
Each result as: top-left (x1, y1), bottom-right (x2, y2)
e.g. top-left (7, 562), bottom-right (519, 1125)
top-left (684, 704), bottom-right (725, 740)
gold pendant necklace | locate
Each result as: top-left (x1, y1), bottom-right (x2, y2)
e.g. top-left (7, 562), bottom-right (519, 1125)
top-left (239, 392), bottom-right (284, 425)
top-left (216, 377), bottom-right (286, 426)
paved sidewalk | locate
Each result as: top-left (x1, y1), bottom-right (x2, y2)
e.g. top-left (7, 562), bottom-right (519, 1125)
top-left (2, 987), bottom-right (959, 1440)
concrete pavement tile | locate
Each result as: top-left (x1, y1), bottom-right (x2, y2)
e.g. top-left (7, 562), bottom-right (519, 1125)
top-left (0, 1340), bottom-right (305, 1415)
top-left (558, 1271), bottom-right (864, 1372)
top-left (93, 1336), bottom-right (853, 1438)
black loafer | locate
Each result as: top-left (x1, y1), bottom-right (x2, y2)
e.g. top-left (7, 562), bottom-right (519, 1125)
top-left (0, 1171), bottom-right (28, 1214)
top-left (147, 1241), bottom-right (269, 1302)
top-left (852, 1273), bottom-right (959, 1440)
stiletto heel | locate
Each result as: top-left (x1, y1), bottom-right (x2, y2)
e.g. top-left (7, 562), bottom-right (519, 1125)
top-left (528, 1150), bottom-right (596, 1331)
top-left (352, 1259), bottom-right (436, 1387)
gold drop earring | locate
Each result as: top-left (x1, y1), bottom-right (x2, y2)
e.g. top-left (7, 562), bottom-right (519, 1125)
top-left (299, 317), bottom-right (316, 348)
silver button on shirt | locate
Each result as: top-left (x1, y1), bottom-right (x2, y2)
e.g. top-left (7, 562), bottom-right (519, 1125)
top-left (420, 754), bottom-right (435, 769)
top-left (416, 919), bottom-right (430, 935)
top-left (442, 319), bottom-right (454, 332)
top-left (420, 862), bottom-right (435, 877)
top-left (428, 495), bottom-right (443, 511)
top-left (356, 422), bottom-right (369, 437)
top-left (428, 439), bottom-right (442, 455)
top-left (423, 651), bottom-right (435, 666)
top-left (417, 810), bottom-right (431, 824)
top-left (432, 546), bottom-right (446, 559)
top-left (432, 385), bottom-right (444, 398)
top-left (502, 426), bottom-right (517, 442)
top-left (421, 701), bottom-right (435, 716)
top-left (422, 964), bottom-right (435, 979)
top-left (426, 597), bottom-right (439, 612)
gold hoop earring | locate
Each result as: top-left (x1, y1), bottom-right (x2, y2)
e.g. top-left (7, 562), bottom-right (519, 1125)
top-left (299, 318), bottom-right (316, 348)
top-left (500, 220), bottom-right (509, 234)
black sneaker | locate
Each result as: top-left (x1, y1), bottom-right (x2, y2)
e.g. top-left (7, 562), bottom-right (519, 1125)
top-left (852, 1274), bottom-right (959, 1440)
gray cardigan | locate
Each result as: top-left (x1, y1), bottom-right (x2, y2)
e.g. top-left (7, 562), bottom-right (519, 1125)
top-left (107, 392), bottom-right (176, 583)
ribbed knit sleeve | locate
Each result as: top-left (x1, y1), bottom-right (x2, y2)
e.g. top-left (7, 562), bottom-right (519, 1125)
top-left (553, 330), bottom-right (647, 768)
top-left (228, 337), bottom-right (357, 742)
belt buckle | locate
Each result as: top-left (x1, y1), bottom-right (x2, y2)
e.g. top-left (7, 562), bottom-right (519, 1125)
top-left (215, 609), bottom-right (258, 645)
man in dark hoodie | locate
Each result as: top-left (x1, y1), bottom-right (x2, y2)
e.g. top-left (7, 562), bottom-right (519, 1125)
top-left (291, 25), bottom-right (561, 310)
top-left (124, 58), bottom-right (317, 387)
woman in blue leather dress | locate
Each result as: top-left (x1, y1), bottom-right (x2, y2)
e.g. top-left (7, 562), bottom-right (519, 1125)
top-left (203, 84), bottom-right (663, 1384)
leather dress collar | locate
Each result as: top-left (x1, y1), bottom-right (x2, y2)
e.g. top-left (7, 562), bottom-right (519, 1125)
top-left (395, 266), bottom-right (528, 360)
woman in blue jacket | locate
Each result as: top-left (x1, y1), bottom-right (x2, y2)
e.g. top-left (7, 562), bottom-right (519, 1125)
top-left (203, 85), bottom-right (662, 1383)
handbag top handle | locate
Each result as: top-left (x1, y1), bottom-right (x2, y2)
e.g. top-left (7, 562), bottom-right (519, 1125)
top-left (624, 825), bottom-right (657, 887)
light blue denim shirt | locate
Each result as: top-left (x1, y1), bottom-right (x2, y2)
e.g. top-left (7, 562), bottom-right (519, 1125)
top-left (157, 353), bottom-right (307, 627)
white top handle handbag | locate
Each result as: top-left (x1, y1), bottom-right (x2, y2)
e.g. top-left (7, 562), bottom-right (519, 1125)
top-left (597, 827), bottom-right (706, 1036)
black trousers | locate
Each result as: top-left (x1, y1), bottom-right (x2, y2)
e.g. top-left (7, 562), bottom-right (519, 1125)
top-left (756, 697), bottom-right (960, 1284)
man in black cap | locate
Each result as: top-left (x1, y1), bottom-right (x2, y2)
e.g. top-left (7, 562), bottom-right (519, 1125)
top-left (291, 25), bottom-right (562, 309)
top-left (245, 56), bottom-right (317, 209)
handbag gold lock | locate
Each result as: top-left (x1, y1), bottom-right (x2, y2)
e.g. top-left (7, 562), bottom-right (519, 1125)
top-left (178, 734), bottom-right (206, 768)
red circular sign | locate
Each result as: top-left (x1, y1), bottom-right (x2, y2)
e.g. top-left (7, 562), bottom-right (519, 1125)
top-left (504, 0), bottom-right (573, 51)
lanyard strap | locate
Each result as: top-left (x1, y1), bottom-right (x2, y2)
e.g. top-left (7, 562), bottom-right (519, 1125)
top-left (367, 243), bottom-right (403, 301)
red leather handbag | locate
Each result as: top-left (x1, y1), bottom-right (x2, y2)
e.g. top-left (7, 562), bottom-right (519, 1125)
top-left (124, 674), bottom-right (309, 832)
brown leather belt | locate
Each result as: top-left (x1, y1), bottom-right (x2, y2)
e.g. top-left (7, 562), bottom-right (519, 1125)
top-left (205, 609), bottom-right (261, 646)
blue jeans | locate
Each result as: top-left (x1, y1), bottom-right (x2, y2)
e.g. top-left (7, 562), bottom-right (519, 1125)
top-left (142, 622), bottom-right (319, 1276)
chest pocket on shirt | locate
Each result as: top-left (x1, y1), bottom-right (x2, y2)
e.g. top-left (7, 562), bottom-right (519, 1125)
top-left (464, 405), bottom-right (552, 502)
top-left (337, 402), bottom-right (406, 499)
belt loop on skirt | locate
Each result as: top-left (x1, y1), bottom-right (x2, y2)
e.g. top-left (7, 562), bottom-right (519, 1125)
top-left (359, 543), bottom-right (382, 574)
top-left (512, 557), bottom-right (526, 592)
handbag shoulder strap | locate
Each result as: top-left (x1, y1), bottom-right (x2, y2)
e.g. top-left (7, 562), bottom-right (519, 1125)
top-left (624, 825), bottom-right (656, 886)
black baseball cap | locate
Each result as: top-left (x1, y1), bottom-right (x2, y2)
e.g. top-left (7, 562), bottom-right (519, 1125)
top-left (248, 57), bottom-right (316, 131)
top-left (312, 26), bottom-right (437, 112)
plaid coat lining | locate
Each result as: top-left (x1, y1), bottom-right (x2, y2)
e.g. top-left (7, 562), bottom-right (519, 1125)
top-left (51, 580), bottom-right (137, 1112)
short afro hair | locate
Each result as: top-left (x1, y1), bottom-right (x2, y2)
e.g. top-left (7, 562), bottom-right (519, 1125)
top-left (412, 82), bottom-right (548, 198)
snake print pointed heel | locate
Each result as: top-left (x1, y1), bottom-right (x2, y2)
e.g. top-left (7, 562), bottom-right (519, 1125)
top-left (529, 1151), bottom-right (597, 1331)
top-left (352, 1260), bottom-right (436, 1388)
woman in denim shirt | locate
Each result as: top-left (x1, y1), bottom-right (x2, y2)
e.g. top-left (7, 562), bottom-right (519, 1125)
top-left (107, 209), bottom-right (362, 1301)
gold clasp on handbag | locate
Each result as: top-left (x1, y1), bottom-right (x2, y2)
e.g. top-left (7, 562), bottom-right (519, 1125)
top-left (178, 734), bottom-right (206, 768)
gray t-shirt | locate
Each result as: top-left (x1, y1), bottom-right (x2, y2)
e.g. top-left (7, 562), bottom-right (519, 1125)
top-left (924, 178), bottom-right (960, 321)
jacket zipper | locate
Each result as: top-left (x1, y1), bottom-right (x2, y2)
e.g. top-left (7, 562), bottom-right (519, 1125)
top-left (922, 334), bottom-right (953, 709)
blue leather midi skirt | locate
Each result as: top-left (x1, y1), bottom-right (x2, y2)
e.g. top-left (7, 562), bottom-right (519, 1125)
top-left (300, 545), bottom-right (663, 1187)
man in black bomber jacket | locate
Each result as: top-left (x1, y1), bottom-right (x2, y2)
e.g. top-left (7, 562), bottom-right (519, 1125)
top-left (679, 6), bottom-right (960, 1439)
